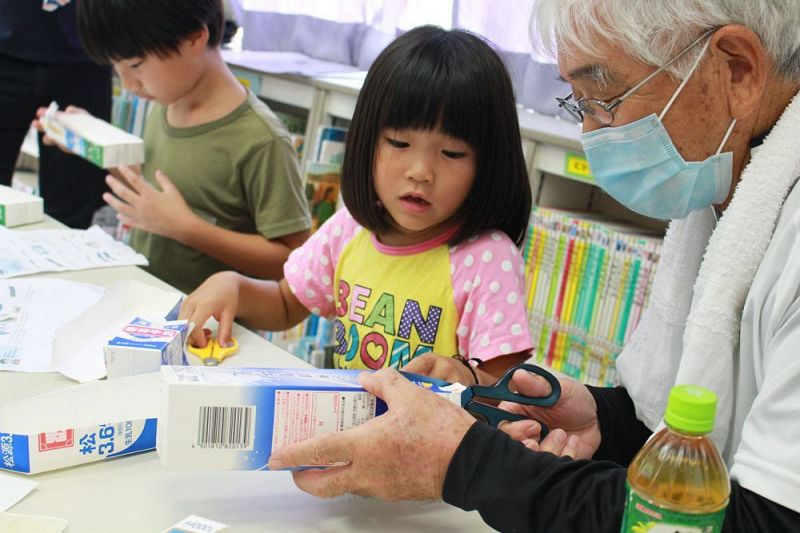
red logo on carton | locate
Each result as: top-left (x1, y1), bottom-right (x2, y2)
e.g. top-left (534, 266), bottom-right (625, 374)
top-left (38, 429), bottom-right (74, 452)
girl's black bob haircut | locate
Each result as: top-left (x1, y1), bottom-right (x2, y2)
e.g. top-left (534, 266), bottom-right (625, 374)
top-left (77, 0), bottom-right (224, 64)
top-left (341, 25), bottom-right (532, 247)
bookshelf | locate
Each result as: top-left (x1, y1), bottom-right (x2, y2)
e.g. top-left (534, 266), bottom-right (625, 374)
top-left (522, 207), bottom-right (662, 386)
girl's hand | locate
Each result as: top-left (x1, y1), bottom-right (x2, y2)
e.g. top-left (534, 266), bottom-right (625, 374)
top-left (403, 353), bottom-right (478, 385)
top-left (179, 271), bottom-right (243, 348)
top-left (31, 105), bottom-right (89, 150)
top-left (497, 369), bottom-right (601, 460)
top-left (104, 166), bottom-right (197, 240)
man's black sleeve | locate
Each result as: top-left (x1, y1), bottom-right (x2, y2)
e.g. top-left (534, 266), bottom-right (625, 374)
top-left (442, 386), bottom-right (800, 532)
top-left (586, 386), bottom-right (651, 465)
top-left (442, 421), bottom-right (627, 532)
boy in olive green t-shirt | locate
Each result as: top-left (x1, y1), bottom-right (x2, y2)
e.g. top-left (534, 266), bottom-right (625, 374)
top-left (74, 0), bottom-right (311, 294)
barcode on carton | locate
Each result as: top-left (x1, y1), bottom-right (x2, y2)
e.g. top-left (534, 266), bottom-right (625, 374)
top-left (196, 406), bottom-right (254, 450)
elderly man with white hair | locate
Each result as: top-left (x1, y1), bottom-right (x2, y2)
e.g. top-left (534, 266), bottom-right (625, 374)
top-left (268, 1), bottom-right (800, 530)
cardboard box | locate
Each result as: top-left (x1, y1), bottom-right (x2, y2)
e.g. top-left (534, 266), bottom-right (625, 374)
top-left (0, 373), bottom-right (158, 475)
top-left (104, 317), bottom-right (189, 379)
top-left (40, 102), bottom-right (144, 168)
top-left (0, 185), bottom-right (43, 228)
top-left (158, 366), bottom-right (464, 470)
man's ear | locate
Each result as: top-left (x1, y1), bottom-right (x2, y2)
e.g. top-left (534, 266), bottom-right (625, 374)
top-left (710, 24), bottom-right (769, 119)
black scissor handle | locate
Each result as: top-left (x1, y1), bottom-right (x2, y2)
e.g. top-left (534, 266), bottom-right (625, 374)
top-left (471, 363), bottom-right (561, 407)
top-left (465, 401), bottom-right (551, 438)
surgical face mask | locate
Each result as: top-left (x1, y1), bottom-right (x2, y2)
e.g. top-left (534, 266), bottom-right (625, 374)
top-left (579, 40), bottom-right (736, 220)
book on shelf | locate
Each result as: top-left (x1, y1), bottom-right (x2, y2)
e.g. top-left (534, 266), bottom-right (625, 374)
top-left (313, 125), bottom-right (346, 164)
top-left (111, 89), bottom-right (151, 138)
top-left (306, 162), bottom-right (340, 232)
top-left (522, 207), bottom-right (662, 387)
top-left (273, 110), bottom-right (307, 160)
top-left (304, 125), bottom-right (348, 231)
top-left (289, 133), bottom-right (305, 160)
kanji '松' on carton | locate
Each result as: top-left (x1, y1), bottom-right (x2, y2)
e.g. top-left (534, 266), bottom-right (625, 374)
top-left (0, 373), bottom-right (158, 474)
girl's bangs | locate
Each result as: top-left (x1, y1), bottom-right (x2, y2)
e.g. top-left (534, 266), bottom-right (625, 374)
top-left (378, 62), bottom-right (482, 147)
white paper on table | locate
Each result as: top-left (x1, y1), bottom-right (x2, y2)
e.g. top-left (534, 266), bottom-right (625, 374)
top-left (0, 279), bottom-right (104, 373)
top-left (0, 473), bottom-right (37, 512)
top-left (0, 225), bottom-right (147, 278)
top-left (52, 280), bottom-right (182, 382)
top-left (0, 512), bottom-right (68, 533)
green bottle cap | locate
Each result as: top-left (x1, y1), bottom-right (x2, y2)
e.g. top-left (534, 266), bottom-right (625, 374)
top-left (664, 385), bottom-right (717, 434)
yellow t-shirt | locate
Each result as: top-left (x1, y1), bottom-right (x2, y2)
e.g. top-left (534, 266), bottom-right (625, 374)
top-left (284, 209), bottom-right (533, 370)
top-left (332, 226), bottom-right (458, 369)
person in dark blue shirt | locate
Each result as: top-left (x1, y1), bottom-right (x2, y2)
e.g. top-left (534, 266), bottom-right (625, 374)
top-left (0, 0), bottom-right (111, 228)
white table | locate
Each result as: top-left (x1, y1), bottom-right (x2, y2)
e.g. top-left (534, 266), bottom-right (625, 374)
top-left (1, 219), bottom-right (491, 532)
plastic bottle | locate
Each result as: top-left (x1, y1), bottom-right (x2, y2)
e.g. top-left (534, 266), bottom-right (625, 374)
top-left (620, 385), bottom-right (730, 533)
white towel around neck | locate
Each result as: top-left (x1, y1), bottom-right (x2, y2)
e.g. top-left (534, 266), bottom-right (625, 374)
top-left (616, 90), bottom-right (800, 457)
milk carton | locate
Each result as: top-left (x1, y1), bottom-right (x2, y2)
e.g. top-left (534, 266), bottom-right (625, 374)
top-left (104, 317), bottom-right (189, 379)
top-left (0, 185), bottom-right (43, 227)
top-left (0, 373), bottom-right (159, 474)
top-left (40, 101), bottom-right (144, 168)
top-left (158, 366), bottom-right (464, 470)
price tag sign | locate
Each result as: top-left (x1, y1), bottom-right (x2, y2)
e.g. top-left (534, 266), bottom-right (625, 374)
top-left (564, 152), bottom-right (594, 183)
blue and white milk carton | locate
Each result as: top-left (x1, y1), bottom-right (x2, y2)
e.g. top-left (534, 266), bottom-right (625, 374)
top-left (40, 101), bottom-right (145, 168)
top-left (104, 317), bottom-right (189, 379)
top-left (0, 373), bottom-right (159, 474)
top-left (157, 366), bottom-right (464, 470)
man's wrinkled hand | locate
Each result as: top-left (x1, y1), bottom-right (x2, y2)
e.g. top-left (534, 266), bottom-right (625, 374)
top-left (268, 368), bottom-right (477, 501)
top-left (497, 369), bottom-right (601, 460)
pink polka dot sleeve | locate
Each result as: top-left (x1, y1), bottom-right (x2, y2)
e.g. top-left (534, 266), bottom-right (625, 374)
top-left (283, 208), bottom-right (362, 317)
top-left (450, 231), bottom-right (533, 361)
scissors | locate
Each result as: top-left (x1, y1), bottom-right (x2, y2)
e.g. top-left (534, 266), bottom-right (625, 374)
top-left (187, 328), bottom-right (239, 366)
top-left (460, 363), bottom-right (561, 438)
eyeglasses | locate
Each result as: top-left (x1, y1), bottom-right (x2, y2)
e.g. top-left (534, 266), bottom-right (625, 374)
top-left (556, 28), bottom-right (716, 126)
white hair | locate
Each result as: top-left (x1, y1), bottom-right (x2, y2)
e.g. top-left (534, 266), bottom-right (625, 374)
top-left (531, 0), bottom-right (800, 82)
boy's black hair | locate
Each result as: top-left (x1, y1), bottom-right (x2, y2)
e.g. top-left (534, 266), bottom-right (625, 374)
top-left (341, 25), bottom-right (532, 247)
top-left (77, 0), bottom-right (224, 64)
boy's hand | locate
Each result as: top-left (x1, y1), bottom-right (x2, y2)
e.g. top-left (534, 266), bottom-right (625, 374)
top-left (104, 166), bottom-right (197, 240)
top-left (403, 353), bottom-right (478, 385)
top-left (178, 271), bottom-right (242, 348)
top-left (31, 105), bottom-right (89, 152)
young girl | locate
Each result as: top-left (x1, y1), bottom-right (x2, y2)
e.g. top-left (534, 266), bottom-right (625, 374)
top-left (181, 25), bottom-right (534, 385)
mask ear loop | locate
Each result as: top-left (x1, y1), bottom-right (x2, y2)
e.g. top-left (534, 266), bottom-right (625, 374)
top-left (716, 118), bottom-right (737, 154)
top-left (711, 117), bottom-right (736, 221)
top-left (659, 38), bottom-right (713, 121)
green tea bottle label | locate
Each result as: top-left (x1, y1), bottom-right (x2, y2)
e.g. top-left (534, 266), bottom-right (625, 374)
top-left (620, 486), bottom-right (726, 533)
